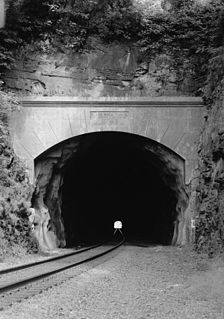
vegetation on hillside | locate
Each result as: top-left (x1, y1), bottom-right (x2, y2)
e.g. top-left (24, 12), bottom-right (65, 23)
top-left (0, 0), bottom-right (223, 94)
top-left (194, 12), bottom-right (224, 255)
top-left (0, 90), bottom-right (38, 256)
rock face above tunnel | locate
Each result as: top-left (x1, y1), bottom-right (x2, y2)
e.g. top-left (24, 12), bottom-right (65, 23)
top-left (5, 38), bottom-right (196, 98)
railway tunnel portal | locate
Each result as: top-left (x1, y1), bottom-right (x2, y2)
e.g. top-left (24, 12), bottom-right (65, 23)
top-left (9, 97), bottom-right (204, 250)
top-left (33, 132), bottom-right (187, 249)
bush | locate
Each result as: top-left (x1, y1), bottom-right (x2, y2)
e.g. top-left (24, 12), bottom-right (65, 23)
top-left (0, 90), bottom-right (38, 256)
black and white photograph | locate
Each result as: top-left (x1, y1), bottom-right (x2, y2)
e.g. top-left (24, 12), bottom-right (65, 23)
top-left (0, 0), bottom-right (224, 318)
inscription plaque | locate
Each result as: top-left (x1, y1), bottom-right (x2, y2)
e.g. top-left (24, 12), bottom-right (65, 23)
top-left (90, 110), bottom-right (129, 128)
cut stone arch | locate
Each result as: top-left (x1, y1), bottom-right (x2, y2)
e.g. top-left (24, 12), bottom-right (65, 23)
top-left (32, 131), bottom-right (189, 251)
top-left (10, 98), bottom-right (203, 186)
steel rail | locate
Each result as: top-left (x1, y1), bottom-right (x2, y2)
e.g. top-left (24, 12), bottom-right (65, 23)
top-left (0, 240), bottom-right (109, 276)
top-left (0, 237), bottom-right (125, 295)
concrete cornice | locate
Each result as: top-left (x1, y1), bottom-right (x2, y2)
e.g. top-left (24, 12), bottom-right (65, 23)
top-left (21, 96), bottom-right (204, 108)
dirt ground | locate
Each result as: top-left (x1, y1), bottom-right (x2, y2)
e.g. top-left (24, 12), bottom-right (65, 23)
top-left (1, 244), bottom-right (224, 319)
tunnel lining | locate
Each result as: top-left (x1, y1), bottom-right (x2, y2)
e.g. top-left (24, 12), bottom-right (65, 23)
top-left (32, 132), bottom-right (188, 251)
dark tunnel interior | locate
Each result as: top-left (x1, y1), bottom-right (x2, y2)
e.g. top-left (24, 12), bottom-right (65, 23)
top-left (61, 133), bottom-right (178, 247)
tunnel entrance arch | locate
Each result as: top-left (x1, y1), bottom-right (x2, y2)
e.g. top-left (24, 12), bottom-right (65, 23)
top-left (32, 131), bottom-right (188, 251)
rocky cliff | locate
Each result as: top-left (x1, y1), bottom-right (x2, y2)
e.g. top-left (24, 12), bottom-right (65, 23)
top-left (195, 79), bottom-right (224, 255)
top-left (4, 38), bottom-right (195, 98)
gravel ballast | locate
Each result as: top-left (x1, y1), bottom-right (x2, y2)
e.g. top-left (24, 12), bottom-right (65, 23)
top-left (1, 245), bottom-right (224, 319)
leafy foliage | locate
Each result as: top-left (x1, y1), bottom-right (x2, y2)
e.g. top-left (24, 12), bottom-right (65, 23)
top-left (171, 0), bottom-right (195, 11)
top-left (139, 1), bottom-right (224, 94)
top-left (193, 1), bottom-right (224, 256)
top-left (0, 29), bottom-right (18, 76)
top-left (91, 0), bottom-right (142, 43)
top-left (0, 90), bottom-right (38, 256)
top-left (195, 185), bottom-right (224, 256)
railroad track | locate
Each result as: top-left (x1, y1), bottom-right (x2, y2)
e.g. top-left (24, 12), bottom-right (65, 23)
top-left (0, 237), bottom-right (125, 310)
